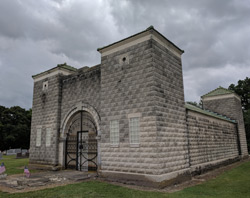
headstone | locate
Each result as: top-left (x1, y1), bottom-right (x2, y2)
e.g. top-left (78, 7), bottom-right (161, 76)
top-left (15, 148), bottom-right (21, 154)
top-left (16, 153), bottom-right (22, 158)
top-left (6, 149), bottom-right (15, 155)
top-left (16, 150), bottom-right (29, 158)
top-left (6, 148), bottom-right (21, 155)
top-left (22, 149), bottom-right (27, 155)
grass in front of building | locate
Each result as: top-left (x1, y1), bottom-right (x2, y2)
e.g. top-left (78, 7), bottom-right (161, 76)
top-left (0, 159), bottom-right (250, 198)
top-left (174, 160), bottom-right (250, 198)
top-left (0, 155), bottom-right (30, 175)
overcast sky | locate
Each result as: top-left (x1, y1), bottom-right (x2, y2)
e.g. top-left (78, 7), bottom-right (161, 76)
top-left (0, 0), bottom-right (250, 109)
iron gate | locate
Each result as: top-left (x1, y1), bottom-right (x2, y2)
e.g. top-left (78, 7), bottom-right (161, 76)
top-left (65, 111), bottom-right (98, 171)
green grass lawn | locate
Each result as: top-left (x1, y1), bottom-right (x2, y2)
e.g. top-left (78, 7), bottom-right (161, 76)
top-left (0, 155), bottom-right (30, 175)
top-left (0, 159), bottom-right (250, 198)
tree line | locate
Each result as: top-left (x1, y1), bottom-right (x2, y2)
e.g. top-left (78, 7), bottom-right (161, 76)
top-left (0, 106), bottom-right (31, 151)
top-left (229, 77), bottom-right (250, 153)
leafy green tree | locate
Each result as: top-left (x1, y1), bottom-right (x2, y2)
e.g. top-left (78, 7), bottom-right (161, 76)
top-left (186, 101), bottom-right (203, 108)
top-left (229, 77), bottom-right (250, 152)
top-left (0, 106), bottom-right (31, 151)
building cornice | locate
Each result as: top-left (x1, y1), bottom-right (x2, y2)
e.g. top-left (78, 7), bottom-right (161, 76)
top-left (32, 67), bottom-right (76, 82)
top-left (202, 93), bottom-right (241, 102)
top-left (97, 26), bottom-right (184, 58)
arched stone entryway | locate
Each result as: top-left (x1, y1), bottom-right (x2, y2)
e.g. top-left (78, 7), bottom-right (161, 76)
top-left (58, 103), bottom-right (101, 171)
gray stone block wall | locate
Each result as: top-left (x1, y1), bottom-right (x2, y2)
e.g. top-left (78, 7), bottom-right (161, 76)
top-left (30, 74), bottom-right (62, 165)
top-left (150, 40), bottom-right (189, 174)
top-left (60, 66), bottom-right (101, 125)
top-left (187, 110), bottom-right (239, 167)
top-left (203, 97), bottom-right (248, 156)
top-left (99, 38), bottom-right (189, 175)
top-left (100, 39), bottom-right (161, 174)
top-left (203, 97), bottom-right (239, 120)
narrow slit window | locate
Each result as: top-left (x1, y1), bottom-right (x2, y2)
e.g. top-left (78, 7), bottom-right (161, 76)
top-left (46, 128), bottom-right (51, 147)
top-left (110, 120), bottom-right (119, 144)
top-left (36, 128), bottom-right (42, 147)
top-left (129, 117), bottom-right (140, 144)
top-left (43, 81), bottom-right (48, 91)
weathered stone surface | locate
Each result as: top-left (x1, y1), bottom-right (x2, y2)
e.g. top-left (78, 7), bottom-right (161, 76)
top-left (30, 74), bottom-right (62, 165)
top-left (187, 110), bottom-right (239, 167)
top-left (60, 65), bottom-right (101, 124)
top-left (151, 40), bottom-right (189, 175)
top-left (99, 39), bottom-right (161, 174)
top-left (203, 96), bottom-right (248, 156)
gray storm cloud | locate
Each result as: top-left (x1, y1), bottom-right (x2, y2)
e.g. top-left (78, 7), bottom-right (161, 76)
top-left (0, 0), bottom-right (250, 109)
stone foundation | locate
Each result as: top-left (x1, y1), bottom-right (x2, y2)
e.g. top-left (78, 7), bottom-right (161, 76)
top-left (100, 156), bottom-right (246, 188)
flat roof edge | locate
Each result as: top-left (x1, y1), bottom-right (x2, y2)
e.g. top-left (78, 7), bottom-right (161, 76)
top-left (32, 64), bottom-right (77, 81)
top-left (185, 103), bottom-right (236, 123)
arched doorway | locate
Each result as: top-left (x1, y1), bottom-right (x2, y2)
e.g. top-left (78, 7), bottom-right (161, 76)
top-left (65, 110), bottom-right (98, 171)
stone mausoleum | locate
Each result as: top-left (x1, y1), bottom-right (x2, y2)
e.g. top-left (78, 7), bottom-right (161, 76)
top-left (29, 26), bottom-right (248, 186)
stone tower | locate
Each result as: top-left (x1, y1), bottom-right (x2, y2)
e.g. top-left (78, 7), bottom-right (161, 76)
top-left (97, 26), bottom-right (189, 184)
top-left (29, 64), bottom-right (76, 166)
top-left (202, 86), bottom-right (248, 157)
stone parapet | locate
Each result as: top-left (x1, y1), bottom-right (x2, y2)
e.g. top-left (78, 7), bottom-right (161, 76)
top-left (203, 94), bottom-right (248, 156)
